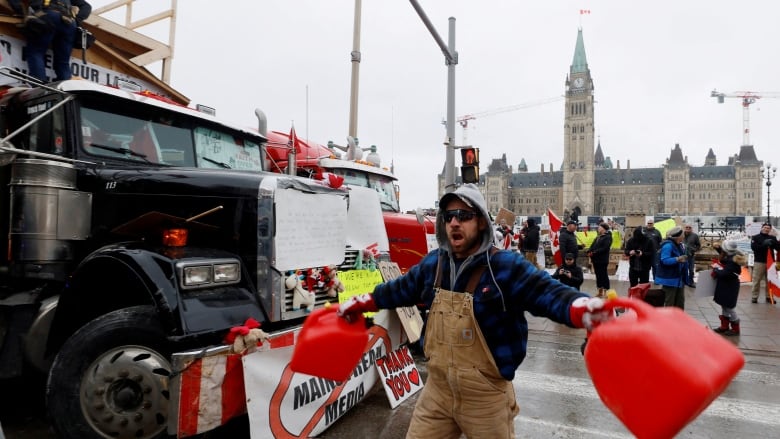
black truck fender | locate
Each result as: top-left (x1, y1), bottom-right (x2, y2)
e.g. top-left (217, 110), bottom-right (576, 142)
top-left (45, 244), bottom-right (181, 358)
top-left (46, 244), bottom-right (265, 358)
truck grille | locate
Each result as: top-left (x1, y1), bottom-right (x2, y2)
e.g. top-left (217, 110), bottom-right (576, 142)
top-left (282, 249), bottom-right (361, 312)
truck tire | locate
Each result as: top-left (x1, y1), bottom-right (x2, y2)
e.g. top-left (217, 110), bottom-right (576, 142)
top-left (46, 306), bottom-right (173, 439)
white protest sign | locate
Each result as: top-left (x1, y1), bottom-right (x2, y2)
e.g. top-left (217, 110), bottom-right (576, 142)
top-left (346, 186), bottom-right (389, 252)
top-left (695, 269), bottom-right (716, 298)
top-left (616, 260), bottom-right (630, 281)
top-left (274, 188), bottom-right (347, 271)
top-left (376, 345), bottom-right (424, 409)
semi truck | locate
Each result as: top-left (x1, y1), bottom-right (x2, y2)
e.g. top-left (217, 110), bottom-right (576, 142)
top-left (261, 128), bottom-right (437, 273)
top-left (0, 67), bottom-right (391, 438)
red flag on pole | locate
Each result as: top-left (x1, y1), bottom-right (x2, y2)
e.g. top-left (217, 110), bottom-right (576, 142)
top-left (547, 208), bottom-right (563, 266)
top-left (767, 248), bottom-right (779, 305)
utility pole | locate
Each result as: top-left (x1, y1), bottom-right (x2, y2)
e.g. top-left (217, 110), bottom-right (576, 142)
top-left (409, 0), bottom-right (458, 193)
top-left (348, 0), bottom-right (363, 139)
top-left (762, 163), bottom-right (777, 224)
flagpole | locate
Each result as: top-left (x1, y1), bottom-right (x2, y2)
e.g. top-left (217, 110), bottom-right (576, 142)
top-left (305, 85), bottom-right (310, 160)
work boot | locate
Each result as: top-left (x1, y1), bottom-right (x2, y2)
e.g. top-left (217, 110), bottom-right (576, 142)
top-left (751, 298), bottom-right (758, 303)
top-left (724, 320), bottom-right (740, 336)
top-left (713, 315), bottom-right (729, 334)
top-left (596, 288), bottom-right (605, 298)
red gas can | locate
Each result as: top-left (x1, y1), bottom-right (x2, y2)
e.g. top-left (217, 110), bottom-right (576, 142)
top-left (290, 306), bottom-right (369, 382)
top-left (585, 298), bottom-right (744, 439)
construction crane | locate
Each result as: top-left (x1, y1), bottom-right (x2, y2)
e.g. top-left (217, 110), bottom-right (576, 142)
top-left (711, 90), bottom-right (780, 146)
top-left (455, 95), bottom-right (564, 146)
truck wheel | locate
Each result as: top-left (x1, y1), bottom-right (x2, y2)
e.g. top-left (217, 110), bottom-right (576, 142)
top-left (46, 306), bottom-right (173, 439)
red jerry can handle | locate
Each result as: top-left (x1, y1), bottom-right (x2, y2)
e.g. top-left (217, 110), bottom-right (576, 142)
top-left (600, 296), bottom-right (651, 315)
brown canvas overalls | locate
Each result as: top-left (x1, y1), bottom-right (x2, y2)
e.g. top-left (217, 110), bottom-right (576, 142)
top-left (406, 260), bottom-right (519, 438)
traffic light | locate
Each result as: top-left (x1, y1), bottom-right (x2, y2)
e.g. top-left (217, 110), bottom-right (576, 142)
top-left (460, 147), bottom-right (479, 183)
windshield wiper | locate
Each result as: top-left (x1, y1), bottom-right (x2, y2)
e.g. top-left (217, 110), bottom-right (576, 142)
top-left (201, 156), bottom-right (231, 169)
top-left (379, 200), bottom-right (399, 212)
top-left (90, 143), bottom-right (148, 159)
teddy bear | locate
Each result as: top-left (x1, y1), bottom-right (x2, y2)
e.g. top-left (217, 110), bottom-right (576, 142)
top-left (286, 270), bottom-right (315, 311)
top-left (322, 265), bottom-right (346, 298)
top-left (306, 267), bottom-right (326, 293)
top-left (224, 317), bottom-right (270, 355)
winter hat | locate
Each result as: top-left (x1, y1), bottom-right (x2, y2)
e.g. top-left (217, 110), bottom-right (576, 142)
top-left (565, 253), bottom-right (575, 259)
top-left (666, 227), bottom-right (683, 238)
top-left (567, 220), bottom-right (578, 226)
top-left (722, 240), bottom-right (738, 255)
top-left (440, 191), bottom-right (474, 210)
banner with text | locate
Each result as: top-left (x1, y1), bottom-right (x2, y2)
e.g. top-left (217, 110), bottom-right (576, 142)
top-left (376, 345), bottom-right (424, 409)
top-left (244, 321), bottom-right (398, 438)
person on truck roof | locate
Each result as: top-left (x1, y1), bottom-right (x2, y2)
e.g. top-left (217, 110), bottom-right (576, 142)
top-left (24, 0), bottom-right (92, 83)
top-left (337, 184), bottom-right (609, 438)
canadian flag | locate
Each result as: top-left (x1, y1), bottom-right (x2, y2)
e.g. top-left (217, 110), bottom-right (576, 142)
top-left (547, 208), bottom-right (563, 266)
top-left (580, 9), bottom-right (591, 14)
top-left (314, 170), bottom-right (345, 189)
top-left (175, 331), bottom-right (297, 437)
top-left (767, 248), bottom-right (779, 305)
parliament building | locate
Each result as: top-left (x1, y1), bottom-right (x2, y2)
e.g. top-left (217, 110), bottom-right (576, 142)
top-left (438, 28), bottom-right (764, 220)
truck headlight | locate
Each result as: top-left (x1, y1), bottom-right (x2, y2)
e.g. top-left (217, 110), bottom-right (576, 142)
top-left (214, 262), bottom-right (240, 283)
top-left (177, 259), bottom-right (241, 290)
top-left (183, 265), bottom-right (212, 286)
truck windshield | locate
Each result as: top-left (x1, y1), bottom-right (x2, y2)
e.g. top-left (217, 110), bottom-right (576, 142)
top-left (329, 168), bottom-right (400, 212)
top-left (79, 103), bottom-right (262, 170)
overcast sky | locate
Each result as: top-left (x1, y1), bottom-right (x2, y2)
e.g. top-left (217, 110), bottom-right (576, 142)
top-left (96, 1), bottom-right (780, 214)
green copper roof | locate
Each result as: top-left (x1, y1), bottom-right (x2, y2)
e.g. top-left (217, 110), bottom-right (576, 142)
top-left (571, 28), bottom-right (588, 73)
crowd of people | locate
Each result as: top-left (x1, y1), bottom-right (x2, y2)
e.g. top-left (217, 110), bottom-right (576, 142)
top-left (486, 213), bottom-right (779, 313)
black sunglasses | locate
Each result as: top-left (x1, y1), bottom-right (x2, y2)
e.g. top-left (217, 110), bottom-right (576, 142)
top-left (444, 209), bottom-right (477, 223)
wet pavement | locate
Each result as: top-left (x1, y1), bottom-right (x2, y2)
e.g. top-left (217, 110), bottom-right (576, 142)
top-left (2, 277), bottom-right (780, 438)
top-left (319, 278), bottom-right (780, 438)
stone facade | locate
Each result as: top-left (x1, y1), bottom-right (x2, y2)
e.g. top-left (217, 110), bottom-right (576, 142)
top-left (438, 28), bottom-right (763, 219)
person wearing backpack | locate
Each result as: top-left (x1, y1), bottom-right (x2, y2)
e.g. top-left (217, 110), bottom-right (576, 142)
top-left (24, 0), bottom-right (92, 82)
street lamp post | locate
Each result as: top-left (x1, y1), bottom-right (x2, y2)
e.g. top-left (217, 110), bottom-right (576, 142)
top-left (761, 163), bottom-right (777, 224)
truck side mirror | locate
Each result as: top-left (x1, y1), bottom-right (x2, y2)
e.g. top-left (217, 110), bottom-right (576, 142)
top-left (415, 208), bottom-right (425, 225)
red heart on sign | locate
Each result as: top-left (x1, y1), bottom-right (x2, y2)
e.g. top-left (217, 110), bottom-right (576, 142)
top-left (407, 368), bottom-right (420, 386)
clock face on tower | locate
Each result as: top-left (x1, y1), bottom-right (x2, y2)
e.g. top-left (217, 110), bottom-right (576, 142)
top-left (573, 77), bottom-right (584, 89)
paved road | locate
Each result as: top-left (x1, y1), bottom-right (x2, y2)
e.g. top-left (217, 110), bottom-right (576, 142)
top-left (3, 279), bottom-right (780, 438)
top-left (318, 331), bottom-right (780, 439)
